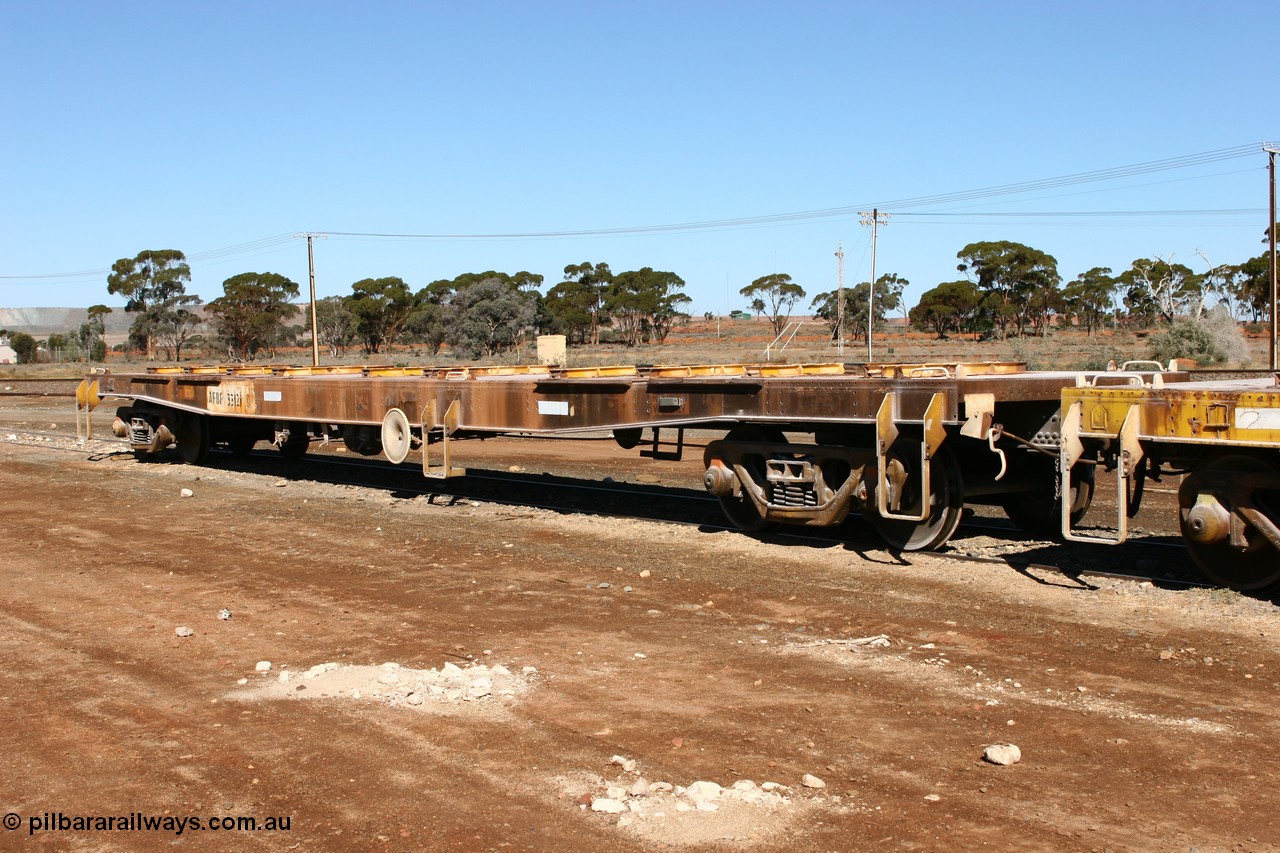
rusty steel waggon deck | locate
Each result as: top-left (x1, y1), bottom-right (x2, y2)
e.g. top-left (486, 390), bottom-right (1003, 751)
top-left (77, 361), bottom-right (1280, 591)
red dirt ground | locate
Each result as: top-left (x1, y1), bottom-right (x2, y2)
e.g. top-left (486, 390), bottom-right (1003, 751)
top-left (1, 395), bottom-right (1278, 852)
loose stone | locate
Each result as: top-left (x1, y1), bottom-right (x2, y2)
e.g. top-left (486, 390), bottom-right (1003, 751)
top-left (983, 743), bottom-right (1022, 766)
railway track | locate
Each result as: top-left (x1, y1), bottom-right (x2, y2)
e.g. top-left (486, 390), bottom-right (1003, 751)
top-left (4, 423), bottom-right (1209, 591)
top-left (0, 377), bottom-right (83, 396)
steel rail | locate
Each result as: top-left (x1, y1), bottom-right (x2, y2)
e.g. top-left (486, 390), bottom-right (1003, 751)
top-left (0, 427), bottom-right (1208, 589)
top-left (213, 443), bottom-right (1205, 588)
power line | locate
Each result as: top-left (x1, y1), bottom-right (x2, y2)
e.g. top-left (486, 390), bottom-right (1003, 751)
top-left (0, 143), bottom-right (1267, 280)
top-left (320, 143), bottom-right (1263, 240)
top-left (0, 234), bottom-right (296, 282)
top-left (899, 209), bottom-right (1264, 218)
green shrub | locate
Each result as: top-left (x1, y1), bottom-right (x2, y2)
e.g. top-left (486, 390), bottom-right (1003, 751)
top-left (1149, 319), bottom-right (1223, 365)
top-left (1148, 307), bottom-right (1247, 366)
top-left (10, 332), bottom-right (37, 364)
top-left (1066, 345), bottom-right (1125, 371)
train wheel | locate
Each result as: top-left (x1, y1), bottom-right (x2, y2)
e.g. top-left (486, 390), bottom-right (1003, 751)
top-left (279, 425), bottom-right (310, 460)
top-left (1178, 455), bottom-right (1280, 591)
top-left (176, 414), bottom-right (210, 465)
top-left (867, 442), bottom-right (963, 551)
top-left (703, 426), bottom-right (784, 533)
top-left (1002, 459), bottom-right (1095, 536)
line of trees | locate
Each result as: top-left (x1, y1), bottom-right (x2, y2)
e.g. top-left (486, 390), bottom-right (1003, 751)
top-left (56, 229), bottom-right (1277, 363)
top-left (2, 303), bottom-right (113, 364)
top-left (315, 263), bottom-right (692, 358)
top-left (95, 251), bottom-right (695, 361)
top-left (907, 230), bottom-right (1278, 340)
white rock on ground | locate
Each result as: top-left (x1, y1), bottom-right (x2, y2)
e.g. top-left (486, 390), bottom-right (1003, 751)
top-left (250, 659), bottom-right (532, 708)
top-left (983, 743), bottom-right (1022, 766)
top-left (610, 755), bottom-right (637, 773)
top-left (684, 781), bottom-right (723, 802)
top-left (591, 798), bottom-right (626, 814)
top-left (175, 627), bottom-right (194, 637)
top-left (801, 774), bottom-right (826, 789)
top-left (255, 661), bottom-right (272, 672)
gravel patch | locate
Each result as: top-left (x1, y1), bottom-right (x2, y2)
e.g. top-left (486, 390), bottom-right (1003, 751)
top-left (236, 660), bottom-right (536, 710)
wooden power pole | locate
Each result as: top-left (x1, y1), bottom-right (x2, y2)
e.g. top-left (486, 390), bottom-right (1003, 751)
top-left (295, 233), bottom-right (326, 367)
top-left (835, 241), bottom-right (845, 357)
top-left (858, 209), bottom-right (890, 363)
top-left (1267, 145), bottom-right (1278, 371)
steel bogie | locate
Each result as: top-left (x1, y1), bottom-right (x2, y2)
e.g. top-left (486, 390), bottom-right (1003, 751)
top-left (703, 428), bottom-right (872, 529)
top-left (1177, 454), bottom-right (1280, 591)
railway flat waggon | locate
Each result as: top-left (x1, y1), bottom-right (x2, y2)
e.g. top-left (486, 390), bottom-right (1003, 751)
top-left (76, 360), bottom-right (1280, 591)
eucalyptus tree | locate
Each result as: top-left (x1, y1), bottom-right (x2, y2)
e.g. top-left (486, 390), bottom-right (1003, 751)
top-left (810, 273), bottom-right (904, 343)
top-left (106, 249), bottom-right (192, 359)
top-left (207, 272), bottom-right (301, 360)
top-left (605, 267), bottom-right (690, 345)
top-left (1116, 257), bottom-right (1201, 325)
top-left (740, 273), bottom-right (805, 337)
top-left (560, 262), bottom-right (613, 345)
top-left (448, 278), bottom-right (536, 358)
top-left (345, 277), bottom-right (416, 355)
top-left (908, 280), bottom-right (984, 339)
top-left (1060, 267), bottom-right (1118, 334)
top-left (956, 241), bottom-right (1060, 339)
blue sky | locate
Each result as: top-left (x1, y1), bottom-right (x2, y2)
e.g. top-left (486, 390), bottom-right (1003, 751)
top-left (1, 1), bottom-right (1275, 315)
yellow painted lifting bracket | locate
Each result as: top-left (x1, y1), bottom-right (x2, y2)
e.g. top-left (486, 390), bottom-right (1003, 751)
top-left (75, 376), bottom-right (102, 441)
top-left (421, 399), bottom-right (465, 480)
top-left (875, 392), bottom-right (946, 522)
top-left (1060, 401), bottom-right (1144, 544)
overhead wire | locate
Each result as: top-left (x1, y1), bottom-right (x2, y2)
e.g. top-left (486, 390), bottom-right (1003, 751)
top-left (0, 143), bottom-right (1268, 281)
top-left (0, 234), bottom-right (297, 282)
top-left (320, 143), bottom-right (1264, 240)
